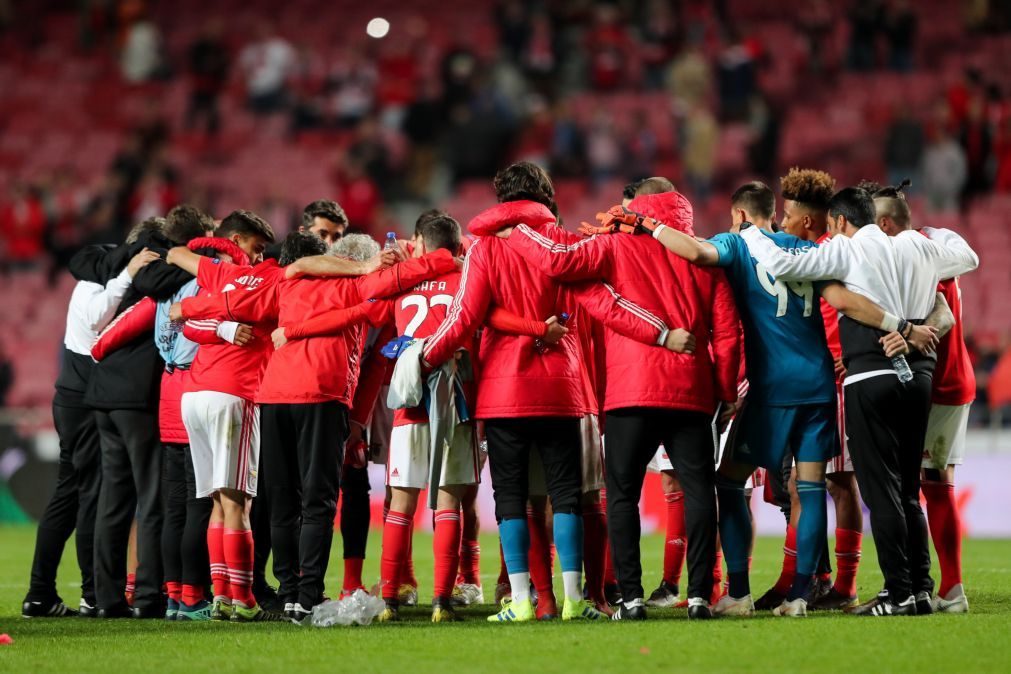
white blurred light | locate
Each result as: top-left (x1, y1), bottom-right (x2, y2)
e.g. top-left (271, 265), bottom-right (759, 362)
top-left (366, 17), bottom-right (390, 39)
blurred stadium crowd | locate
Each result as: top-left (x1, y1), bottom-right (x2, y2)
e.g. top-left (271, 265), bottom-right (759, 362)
top-left (1, 0), bottom-right (1010, 420)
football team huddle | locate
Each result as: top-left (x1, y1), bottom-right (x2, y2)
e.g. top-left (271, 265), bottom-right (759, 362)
top-left (22, 159), bottom-right (978, 625)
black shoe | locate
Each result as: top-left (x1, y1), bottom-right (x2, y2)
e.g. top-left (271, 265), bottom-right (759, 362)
top-left (646, 580), bottom-right (679, 608)
top-left (603, 583), bottom-right (623, 607)
top-left (22, 599), bottom-right (78, 618)
top-left (611, 599), bottom-right (647, 621)
top-left (284, 602), bottom-right (311, 624)
top-left (753, 586), bottom-right (786, 611)
top-left (97, 604), bottom-right (133, 619)
top-left (254, 583), bottom-right (283, 613)
top-left (847, 590), bottom-right (916, 617)
top-left (132, 604), bottom-right (165, 619)
top-left (806, 576), bottom-right (833, 605)
top-left (915, 591), bottom-right (934, 615)
top-left (687, 598), bottom-right (713, 620)
top-left (810, 587), bottom-right (858, 612)
top-left (78, 599), bottom-right (98, 618)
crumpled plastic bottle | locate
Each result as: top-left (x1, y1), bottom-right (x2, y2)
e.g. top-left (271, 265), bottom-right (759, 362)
top-left (309, 589), bottom-right (386, 627)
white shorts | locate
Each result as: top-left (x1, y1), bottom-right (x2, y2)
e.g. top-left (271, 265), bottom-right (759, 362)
top-left (923, 402), bottom-right (971, 469)
top-left (386, 422), bottom-right (480, 489)
top-left (828, 383), bottom-right (854, 474)
top-left (529, 415), bottom-right (604, 495)
top-left (181, 391), bottom-right (259, 498)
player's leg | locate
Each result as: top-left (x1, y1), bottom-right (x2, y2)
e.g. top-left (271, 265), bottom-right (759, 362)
top-left (92, 410), bottom-right (136, 616)
top-left (535, 416), bottom-right (603, 621)
top-left (260, 403), bottom-right (301, 616)
top-left (339, 463), bottom-right (371, 597)
top-left (845, 376), bottom-right (916, 616)
top-left (818, 471), bottom-right (862, 609)
top-left (604, 409), bottom-right (661, 620)
top-left (177, 392), bottom-right (218, 621)
top-left (432, 484), bottom-right (465, 622)
top-left (646, 450), bottom-right (683, 608)
top-left (293, 401), bottom-right (347, 615)
top-left (454, 482), bottom-right (483, 606)
top-left (160, 442), bottom-right (187, 619)
top-left (577, 415), bottom-right (608, 612)
top-left (484, 418), bottom-right (536, 622)
top-left (896, 373), bottom-right (935, 614)
top-left (527, 495), bottom-right (556, 618)
top-left (921, 402), bottom-right (971, 613)
top-left (665, 409), bottom-right (718, 620)
top-left (73, 408), bottom-right (102, 615)
top-left (22, 402), bottom-right (92, 617)
top-left (755, 455), bottom-right (799, 610)
top-left (179, 442), bottom-right (212, 617)
top-left (114, 408), bottom-right (163, 617)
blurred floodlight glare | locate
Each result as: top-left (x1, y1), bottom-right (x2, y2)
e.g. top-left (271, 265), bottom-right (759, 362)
top-left (366, 17), bottom-right (390, 39)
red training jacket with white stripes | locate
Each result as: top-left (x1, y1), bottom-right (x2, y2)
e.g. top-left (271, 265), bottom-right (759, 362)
top-left (504, 191), bottom-right (741, 414)
top-left (423, 200), bottom-right (671, 419)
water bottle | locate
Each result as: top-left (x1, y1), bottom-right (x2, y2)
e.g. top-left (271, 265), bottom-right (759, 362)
top-left (891, 355), bottom-right (913, 383)
top-left (535, 312), bottom-right (569, 354)
top-left (384, 232), bottom-right (398, 251)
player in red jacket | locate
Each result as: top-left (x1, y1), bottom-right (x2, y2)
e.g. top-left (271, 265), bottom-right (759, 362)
top-left (870, 183), bottom-right (972, 613)
top-left (498, 182), bottom-right (742, 620)
top-left (423, 163), bottom-right (691, 623)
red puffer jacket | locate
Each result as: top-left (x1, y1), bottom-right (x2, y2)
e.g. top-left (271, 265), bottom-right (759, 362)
top-left (505, 191), bottom-right (741, 414)
top-left (423, 200), bottom-right (671, 419)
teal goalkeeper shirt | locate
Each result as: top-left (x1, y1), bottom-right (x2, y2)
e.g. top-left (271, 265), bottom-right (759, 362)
top-left (709, 230), bottom-right (835, 407)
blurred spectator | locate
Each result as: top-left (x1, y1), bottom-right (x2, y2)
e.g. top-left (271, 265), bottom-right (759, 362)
top-left (334, 155), bottom-right (381, 232)
top-left (882, 0), bottom-right (917, 72)
top-left (585, 4), bottom-right (630, 91)
top-left (514, 97), bottom-right (554, 167)
top-left (347, 117), bottom-right (393, 195)
top-left (443, 84), bottom-right (514, 182)
top-left (375, 39), bottom-right (421, 127)
top-left (239, 23), bottom-right (296, 114)
top-left (847, 0), bottom-right (883, 71)
top-left (885, 104), bottom-right (924, 189)
top-left (496, 0), bottom-right (531, 62)
top-left (186, 19), bottom-right (230, 136)
top-left (120, 12), bottom-right (164, 82)
top-left (128, 168), bottom-right (178, 222)
top-left (43, 167), bottom-right (88, 280)
top-left (521, 12), bottom-right (557, 94)
top-left (402, 78), bottom-right (444, 198)
top-left (329, 46), bottom-right (378, 128)
top-left (627, 110), bottom-right (658, 181)
top-left (747, 93), bottom-right (781, 182)
top-left (288, 44), bottom-right (327, 135)
top-left (667, 44), bottom-right (710, 112)
top-left (682, 102), bottom-right (719, 200)
top-left (636, 0), bottom-right (681, 89)
top-left (716, 32), bottom-right (759, 122)
top-left (797, 0), bottom-right (834, 75)
top-left (994, 114), bottom-right (1011, 192)
top-left (586, 111), bottom-right (622, 186)
top-left (0, 342), bottom-right (12, 407)
top-left (441, 46), bottom-right (480, 109)
top-left (549, 98), bottom-right (585, 178)
top-left (1, 183), bottom-right (46, 269)
top-left (921, 126), bottom-right (967, 212)
top-left (960, 94), bottom-right (993, 204)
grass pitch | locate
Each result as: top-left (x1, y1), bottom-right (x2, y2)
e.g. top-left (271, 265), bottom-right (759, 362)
top-left (0, 527), bottom-right (1009, 673)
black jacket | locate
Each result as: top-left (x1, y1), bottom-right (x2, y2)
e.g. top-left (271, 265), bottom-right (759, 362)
top-left (81, 231), bottom-right (196, 411)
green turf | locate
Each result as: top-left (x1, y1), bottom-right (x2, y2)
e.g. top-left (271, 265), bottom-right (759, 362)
top-left (0, 527), bottom-right (1009, 673)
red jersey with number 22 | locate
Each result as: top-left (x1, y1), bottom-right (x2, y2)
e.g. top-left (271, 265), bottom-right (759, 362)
top-left (390, 269), bottom-right (465, 426)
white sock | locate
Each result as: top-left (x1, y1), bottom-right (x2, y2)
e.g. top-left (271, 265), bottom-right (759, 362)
top-left (509, 572), bottom-right (530, 602)
top-left (562, 571), bottom-right (582, 602)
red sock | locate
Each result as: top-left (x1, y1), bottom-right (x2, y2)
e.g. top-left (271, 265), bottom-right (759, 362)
top-left (181, 584), bottom-right (205, 607)
top-left (433, 509), bottom-right (462, 600)
top-left (527, 508), bottom-right (555, 601)
top-left (223, 528), bottom-right (255, 607)
top-left (381, 511), bottom-right (411, 600)
top-left (207, 522), bottom-right (229, 600)
top-left (497, 543), bottom-right (509, 585)
top-left (711, 548), bottom-right (725, 603)
top-left (459, 538), bottom-right (481, 585)
top-left (165, 580), bottom-right (182, 603)
top-left (582, 503), bottom-right (607, 603)
top-left (343, 558), bottom-right (364, 592)
top-left (771, 525), bottom-right (797, 595)
top-left (402, 522), bottom-right (418, 588)
top-left (833, 528), bottom-right (862, 597)
top-left (922, 480), bottom-right (962, 596)
top-left (663, 491), bottom-right (687, 586)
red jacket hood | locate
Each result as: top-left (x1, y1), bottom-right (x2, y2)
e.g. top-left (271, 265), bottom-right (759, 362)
top-left (468, 200), bottom-right (556, 237)
top-left (627, 191), bottom-right (695, 237)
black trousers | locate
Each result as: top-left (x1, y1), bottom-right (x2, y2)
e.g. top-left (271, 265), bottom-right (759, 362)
top-left (25, 402), bottom-right (102, 605)
top-left (161, 442), bottom-right (211, 589)
top-left (93, 409), bottom-right (163, 611)
top-left (484, 417), bottom-right (582, 522)
top-left (250, 494), bottom-right (272, 591)
top-left (340, 464), bottom-right (371, 559)
top-left (605, 407), bottom-right (716, 602)
top-left (845, 372), bottom-right (934, 599)
top-left (260, 401), bottom-right (348, 608)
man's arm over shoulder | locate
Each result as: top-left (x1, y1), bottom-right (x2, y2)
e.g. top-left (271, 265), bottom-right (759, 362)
top-left (914, 227), bottom-right (980, 280)
top-left (740, 227), bottom-right (850, 281)
top-left (423, 242), bottom-right (493, 367)
top-left (506, 224), bottom-right (612, 282)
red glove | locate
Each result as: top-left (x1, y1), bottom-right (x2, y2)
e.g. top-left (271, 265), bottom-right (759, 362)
top-left (578, 206), bottom-right (662, 237)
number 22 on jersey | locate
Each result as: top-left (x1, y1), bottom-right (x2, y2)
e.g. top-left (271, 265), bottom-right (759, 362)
top-left (755, 262), bottom-right (813, 318)
top-left (400, 293), bottom-right (454, 336)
